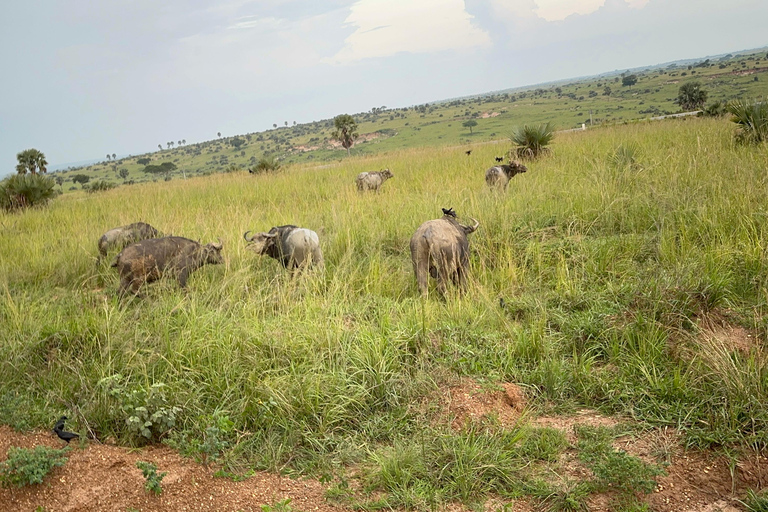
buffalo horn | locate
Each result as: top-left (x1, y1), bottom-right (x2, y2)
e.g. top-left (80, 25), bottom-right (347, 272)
top-left (243, 231), bottom-right (254, 242)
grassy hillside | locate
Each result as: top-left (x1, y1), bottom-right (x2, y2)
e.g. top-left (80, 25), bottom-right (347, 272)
top-left (51, 48), bottom-right (768, 192)
top-left (3, 116), bottom-right (768, 509)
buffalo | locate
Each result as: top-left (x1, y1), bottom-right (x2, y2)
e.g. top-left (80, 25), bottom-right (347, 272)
top-left (355, 169), bottom-right (393, 192)
top-left (485, 161), bottom-right (527, 190)
top-left (244, 225), bottom-right (323, 272)
top-left (98, 222), bottom-right (160, 263)
top-left (112, 236), bottom-right (223, 296)
top-left (410, 208), bottom-right (479, 296)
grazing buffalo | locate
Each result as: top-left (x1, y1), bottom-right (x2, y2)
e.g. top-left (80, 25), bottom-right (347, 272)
top-left (244, 225), bottom-right (323, 272)
top-left (485, 161), bottom-right (528, 190)
top-left (410, 208), bottom-right (479, 297)
top-left (355, 169), bottom-right (393, 192)
top-left (98, 222), bottom-right (160, 263)
top-left (112, 236), bottom-right (223, 296)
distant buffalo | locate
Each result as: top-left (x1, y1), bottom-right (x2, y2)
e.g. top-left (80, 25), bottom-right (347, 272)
top-left (410, 208), bottom-right (479, 296)
top-left (112, 236), bottom-right (223, 296)
top-left (355, 169), bottom-right (393, 192)
top-left (98, 222), bottom-right (160, 263)
top-left (244, 225), bottom-right (323, 272)
top-left (485, 161), bottom-right (527, 190)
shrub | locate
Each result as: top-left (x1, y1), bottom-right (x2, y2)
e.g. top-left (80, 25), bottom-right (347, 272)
top-left (511, 123), bottom-right (555, 159)
top-left (727, 98), bottom-right (768, 145)
top-left (0, 174), bottom-right (57, 211)
top-left (741, 489), bottom-right (768, 511)
top-left (86, 180), bottom-right (118, 193)
top-left (136, 461), bottom-right (167, 495)
top-left (0, 446), bottom-right (69, 488)
top-left (702, 100), bottom-right (728, 117)
top-left (98, 374), bottom-right (181, 444)
top-left (611, 142), bottom-right (642, 171)
top-left (250, 157), bottom-right (281, 174)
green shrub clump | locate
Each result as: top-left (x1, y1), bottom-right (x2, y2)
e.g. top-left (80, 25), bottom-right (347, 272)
top-left (86, 180), bottom-right (119, 193)
top-left (0, 174), bottom-right (57, 211)
top-left (0, 446), bottom-right (69, 488)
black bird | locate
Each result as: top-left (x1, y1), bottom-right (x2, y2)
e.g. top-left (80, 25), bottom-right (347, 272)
top-left (53, 415), bottom-right (79, 444)
top-left (495, 156), bottom-right (504, 163)
top-left (465, 150), bottom-right (472, 156)
top-left (442, 207), bottom-right (456, 218)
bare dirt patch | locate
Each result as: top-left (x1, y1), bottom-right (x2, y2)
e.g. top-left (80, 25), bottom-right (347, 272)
top-left (697, 311), bottom-right (761, 356)
top-left (0, 425), bottom-right (336, 512)
top-left (434, 379), bottom-right (526, 430)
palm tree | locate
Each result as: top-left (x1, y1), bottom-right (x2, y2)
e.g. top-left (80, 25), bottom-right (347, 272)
top-left (158, 144), bottom-right (163, 151)
top-left (511, 123), bottom-right (555, 159)
top-left (106, 154), bottom-right (111, 161)
top-left (15, 148), bottom-right (48, 175)
top-left (182, 139), bottom-right (186, 145)
top-left (332, 114), bottom-right (359, 156)
top-left (677, 81), bottom-right (708, 111)
top-left (178, 140), bottom-right (182, 147)
top-left (217, 132), bottom-right (221, 138)
top-left (112, 153), bottom-right (116, 160)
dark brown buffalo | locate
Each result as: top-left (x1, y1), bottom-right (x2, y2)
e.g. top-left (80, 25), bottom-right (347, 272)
top-left (485, 161), bottom-right (527, 190)
top-left (98, 222), bottom-right (160, 263)
top-left (112, 236), bottom-right (223, 296)
top-left (409, 208), bottom-right (479, 296)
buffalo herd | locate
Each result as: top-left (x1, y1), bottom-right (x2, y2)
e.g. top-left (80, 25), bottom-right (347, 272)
top-left (103, 157), bottom-right (526, 297)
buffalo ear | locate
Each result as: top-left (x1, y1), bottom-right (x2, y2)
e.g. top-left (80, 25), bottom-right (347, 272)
top-left (264, 232), bottom-right (278, 238)
top-left (211, 238), bottom-right (223, 250)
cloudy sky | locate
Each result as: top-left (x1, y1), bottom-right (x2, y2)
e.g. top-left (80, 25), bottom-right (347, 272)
top-left (1, 0), bottom-right (766, 174)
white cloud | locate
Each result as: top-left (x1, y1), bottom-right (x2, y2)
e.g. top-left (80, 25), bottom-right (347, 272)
top-left (325, 0), bottom-right (491, 64)
top-left (488, 0), bottom-right (650, 23)
top-left (533, 0), bottom-right (606, 21)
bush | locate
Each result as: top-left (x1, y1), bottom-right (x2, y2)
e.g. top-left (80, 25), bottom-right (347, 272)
top-left (86, 180), bottom-right (118, 193)
top-left (0, 446), bottom-right (69, 488)
top-left (0, 174), bottom-right (57, 211)
top-left (727, 98), bottom-right (768, 145)
top-left (250, 157), bottom-right (281, 174)
top-left (136, 461), bottom-right (167, 495)
top-left (510, 123), bottom-right (555, 159)
top-left (702, 100), bottom-right (728, 117)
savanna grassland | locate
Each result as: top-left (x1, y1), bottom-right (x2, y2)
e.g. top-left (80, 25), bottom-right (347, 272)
top-left (3, 116), bottom-right (768, 510)
top-left (52, 48), bottom-right (768, 191)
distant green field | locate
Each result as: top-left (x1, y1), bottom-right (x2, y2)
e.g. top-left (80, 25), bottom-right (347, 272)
top-left (52, 48), bottom-right (768, 192)
top-left (3, 115), bottom-right (768, 509)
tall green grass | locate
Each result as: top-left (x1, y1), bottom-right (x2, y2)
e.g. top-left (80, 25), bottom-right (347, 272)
top-left (2, 117), bottom-right (768, 505)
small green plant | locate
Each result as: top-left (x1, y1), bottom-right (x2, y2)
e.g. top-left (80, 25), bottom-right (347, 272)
top-left (727, 98), bottom-right (768, 145)
top-left (0, 174), bottom-right (57, 211)
top-left (99, 374), bottom-right (181, 444)
top-left (136, 461), bottom-right (167, 495)
top-left (541, 480), bottom-right (591, 512)
top-left (611, 142), bottom-right (642, 171)
top-left (86, 180), bottom-right (118, 193)
top-left (702, 100), bottom-right (728, 117)
top-left (261, 497), bottom-right (293, 512)
top-left (510, 123), bottom-right (554, 159)
top-left (250, 157), bottom-right (281, 174)
top-left (0, 446), bottom-right (69, 488)
top-left (165, 412), bottom-right (233, 467)
top-left (576, 426), bottom-right (664, 497)
top-left (742, 488), bottom-right (768, 512)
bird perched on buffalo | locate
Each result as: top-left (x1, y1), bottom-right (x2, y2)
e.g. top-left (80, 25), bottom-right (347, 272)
top-left (53, 416), bottom-right (80, 444)
top-left (441, 207), bottom-right (457, 218)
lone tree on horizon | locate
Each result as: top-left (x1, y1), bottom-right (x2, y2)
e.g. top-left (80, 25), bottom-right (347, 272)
top-left (332, 114), bottom-right (359, 156)
top-left (16, 148), bottom-right (48, 175)
top-left (622, 74), bottom-right (638, 89)
top-left (462, 119), bottom-right (478, 134)
top-left (677, 81), bottom-right (708, 111)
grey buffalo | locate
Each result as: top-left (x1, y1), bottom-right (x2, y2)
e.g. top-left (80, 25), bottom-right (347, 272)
top-left (485, 161), bottom-right (527, 190)
top-left (244, 225), bottom-right (323, 272)
top-left (409, 208), bottom-right (479, 296)
top-left (355, 169), bottom-right (393, 192)
top-left (112, 236), bottom-right (223, 296)
top-left (98, 222), bottom-right (160, 263)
